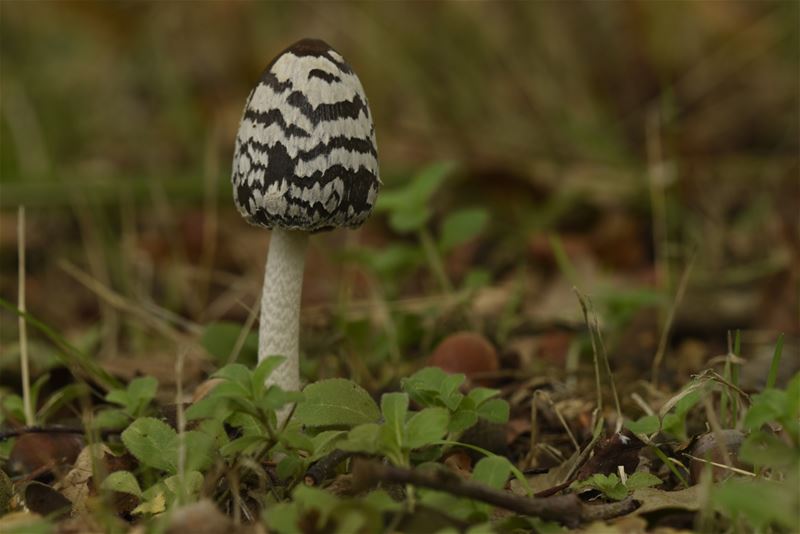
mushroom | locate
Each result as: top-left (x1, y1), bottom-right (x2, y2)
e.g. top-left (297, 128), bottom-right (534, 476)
top-left (231, 38), bottom-right (380, 397)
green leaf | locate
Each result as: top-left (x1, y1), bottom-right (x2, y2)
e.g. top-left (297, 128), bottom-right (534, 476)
top-left (403, 367), bottom-right (449, 393)
top-left (573, 473), bottom-right (629, 501)
top-left (260, 387), bottom-right (303, 412)
top-left (183, 430), bottom-right (215, 472)
top-left (765, 334), bottom-right (784, 390)
top-left (477, 399), bottom-right (509, 424)
top-left (220, 435), bottom-right (265, 457)
top-left (212, 363), bottom-right (252, 388)
top-left (440, 375), bottom-right (465, 411)
top-left (339, 424), bottom-right (382, 454)
top-left (276, 454), bottom-right (303, 481)
top-left (128, 376), bottom-right (158, 406)
top-left (745, 389), bottom-right (785, 430)
top-left (376, 161), bottom-right (454, 212)
top-left (389, 208), bottom-right (431, 233)
top-left (713, 477), bottom-right (799, 530)
top-left (402, 367), bottom-right (457, 408)
top-left (252, 356), bottom-right (287, 394)
top-left (121, 417), bottom-right (178, 473)
top-left (471, 456), bottom-right (512, 490)
top-left (161, 471), bottom-right (204, 501)
top-left (740, 430), bottom-right (799, 467)
top-left (439, 208), bottom-right (488, 252)
top-left (625, 415), bottom-right (660, 435)
top-left (467, 388), bottom-right (500, 407)
top-left (1, 394), bottom-right (25, 423)
top-left (94, 408), bottom-right (130, 430)
top-left (786, 372), bottom-right (800, 420)
top-left (101, 470), bottom-right (142, 498)
top-left (361, 489), bottom-right (403, 512)
top-left (310, 430), bottom-right (348, 462)
top-left (376, 162), bottom-right (456, 234)
top-left (294, 379), bottom-right (380, 427)
top-left (264, 502), bottom-right (299, 534)
top-left (448, 409), bottom-right (478, 434)
top-left (132, 492), bottom-right (166, 515)
top-left (625, 472), bottom-right (662, 490)
top-left (463, 269), bottom-right (491, 290)
top-left (121, 417), bottom-right (214, 474)
top-left (105, 389), bottom-right (130, 409)
top-left (208, 382), bottom-right (256, 416)
top-left (406, 407), bottom-right (449, 449)
top-left (361, 244), bottom-right (422, 277)
top-left (280, 428), bottom-right (315, 453)
top-left (410, 161), bottom-right (456, 202)
top-left (381, 392), bottom-right (409, 446)
top-left (184, 395), bottom-right (231, 421)
top-left (293, 485), bottom-right (341, 528)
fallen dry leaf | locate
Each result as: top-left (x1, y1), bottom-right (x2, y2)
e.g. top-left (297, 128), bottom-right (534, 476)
top-left (57, 444), bottom-right (114, 515)
top-left (8, 433), bottom-right (83, 477)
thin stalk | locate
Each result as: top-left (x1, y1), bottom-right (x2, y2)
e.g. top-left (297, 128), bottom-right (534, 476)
top-left (418, 228), bottom-right (453, 294)
top-left (766, 333), bottom-right (785, 389)
top-left (18, 206), bottom-right (34, 426)
top-left (731, 330), bottom-right (741, 425)
top-left (574, 288), bottom-right (603, 416)
top-left (175, 347), bottom-right (187, 505)
top-left (652, 253), bottom-right (696, 386)
top-left (593, 311), bottom-right (623, 432)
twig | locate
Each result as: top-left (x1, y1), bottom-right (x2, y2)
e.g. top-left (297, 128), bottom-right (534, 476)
top-left (353, 460), bottom-right (638, 528)
top-left (17, 206), bottom-right (33, 426)
top-left (683, 454), bottom-right (755, 477)
top-left (535, 391), bottom-right (579, 452)
top-left (304, 449), bottom-right (358, 486)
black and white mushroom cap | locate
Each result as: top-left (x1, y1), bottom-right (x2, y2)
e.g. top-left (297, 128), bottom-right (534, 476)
top-left (232, 38), bottom-right (380, 233)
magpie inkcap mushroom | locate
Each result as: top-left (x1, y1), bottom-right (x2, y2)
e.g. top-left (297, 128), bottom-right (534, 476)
top-left (231, 38), bottom-right (380, 404)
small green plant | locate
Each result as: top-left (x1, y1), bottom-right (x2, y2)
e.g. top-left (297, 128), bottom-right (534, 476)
top-left (710, 371), bottom-right (799, 531)
top-left (364, 161), bottom-right (490, 295)
top-left (107, 357), bottom-right (307, 515)
top-left (337, 392), bottom-right (450, 467)
top-left (571, 472), bottom-right (662, 501)
top-left (401, 367), bottom-right (509, 439)
top-left (94, 376), bottom-right (159, 430)
top-left (625, 385), bottom-right (704, 441)
top-left (185, 356), bottom-right (306, 459)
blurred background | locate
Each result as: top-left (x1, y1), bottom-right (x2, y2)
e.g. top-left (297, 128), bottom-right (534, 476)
top-left (1, 2), bottom-right (798, 396)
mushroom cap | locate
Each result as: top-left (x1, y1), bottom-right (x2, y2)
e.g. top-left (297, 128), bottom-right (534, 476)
top-left (232, 38), bottom-right (380, 232)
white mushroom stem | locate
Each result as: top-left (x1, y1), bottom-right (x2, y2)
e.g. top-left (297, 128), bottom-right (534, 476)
top-left (260, 228), bottom-right (309, 394)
